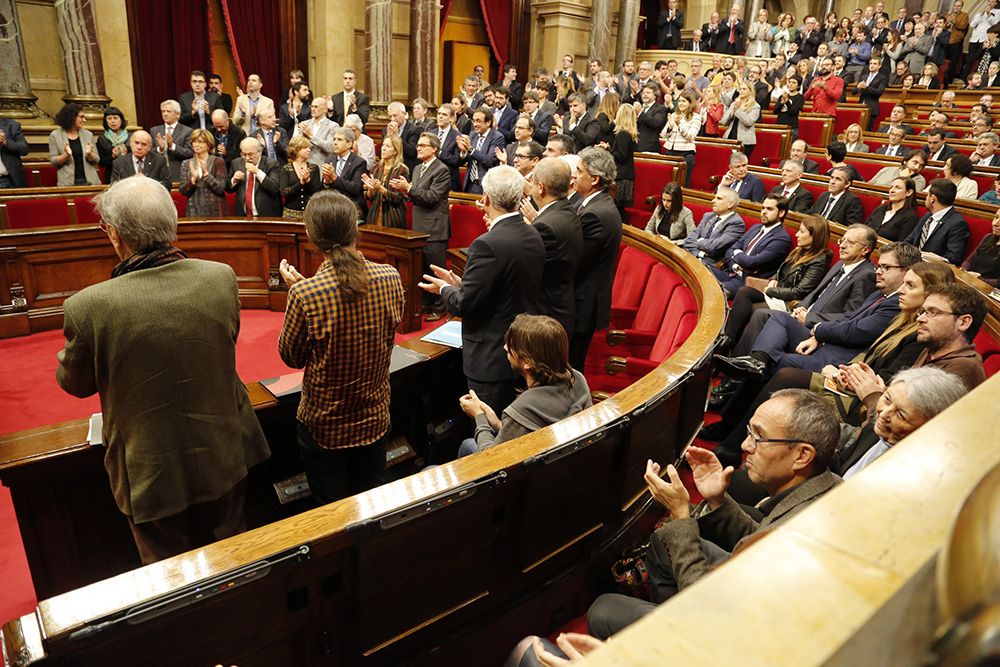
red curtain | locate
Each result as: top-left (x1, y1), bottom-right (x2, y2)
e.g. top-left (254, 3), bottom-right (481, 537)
top-left (219, 1), bottom-right (281, 93)
top-left (479, 0), bottom-right (512, 68)
top-left (126, 0), bottom-right (212, 129)
top-left (441, 0), bottom-right (453, 30)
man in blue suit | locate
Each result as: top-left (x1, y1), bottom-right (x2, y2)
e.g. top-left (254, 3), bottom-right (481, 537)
top-left (682, 187), bottom-right (745, 266)
top-left (716, 151), bottom-right (766, 203)
top-left (492, 86), bottom-right (519, 143)
top-left (460, 108), bottom-right (506, 194)
top-left (710, 195), bottom-right (793, 297)
top-left (905, 178), bottom-right (971, 265)
top-left (0, 117), bottom-right (29, 188)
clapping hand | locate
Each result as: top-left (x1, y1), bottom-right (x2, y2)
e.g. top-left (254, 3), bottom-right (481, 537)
top-left (495, 146), bottom-right (507, 163)
top-left (278, 258), bottom-right (305, 287)
top-left (838, 361), bottom-right (884, 397)
top-left (644, 459), bottom-right (691, 519)
top-left (389, 175), bottom-right (410, 193)
top-left (520, 197), bottom-right (538, 222)
top-left (231, 170), bottom-right (246, 186)
top-left (418, 263), bottom-right (460, 295)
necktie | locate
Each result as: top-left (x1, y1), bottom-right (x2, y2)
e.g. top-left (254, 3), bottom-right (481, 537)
top-left (811, 268), bottom-right (844, 312)
top-left (245, 169), bottom-right (255, 218)
top-left (266, 131), bottom-right (276, 160)
top-left (336, 157), bottom-right (345, 177)
top-left (197, 97), bottom-right (206, 129)
top-left (732, 179), bottom-right (741, 193)
top-left (782, 188), bottom-right (791, 197)
top-left (729, 21), bottom-right (736, 44)
top-left (694, 42), bottom-right (700, 51)
top-left (867, 73), bottom-right (875, 85)
top-left (249, 99), bottom-right (258, 134)
top-left (745, 226), bottom-right (768, 254)
top-left (822, 195), bottom-right (837, 218)
top-left (919, 216), bottom-right (934, 247)
top-left (136, 158), bottom-right (144, 174)
top-left (470, 134), bottom-right (485, 181)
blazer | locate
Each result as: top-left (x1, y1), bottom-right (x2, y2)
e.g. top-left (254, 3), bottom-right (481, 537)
top-left (0, 118), bottom-right (29, 187)
top-left (723, 223), bottom-right (793, 278)
top-left (657, 8), bottom-right (684, 49)
top-left (813, 291), bottom-right (901, 349)
top-left (830, 424), bottom-right (882, 476)
top-left (683, 211), bottom-right (745, 264)
top-left (48, 127), bottom-right (101, 186)
top-left (905, 208), bottom-right (971, 265)
top-left (323, 151), bottom-right (368, 218)
top-left (214, 125), bottom-right (248, 169)
top-left (462, 128), bottom-right (505, 193)
top-left (215, 92), bottom-right (234, 115)
top-left (441, 214), bottom-right (545, 382)
top-left (533, 198), bottom-right (584, 334)
top-left (901, 33), bottom-right (933, 73)
top-left (857, 72), bottom-right (888, 116)
top-left (764, 250), bottom-right (833, 302)
top-left (495, 105), bottom-right (519, 143)
top-left (567, 112), bottom-right (601, 150)
top-left (527, 110), bottom-right (554, 145)
top-left (251, 126), bottom-right (289, 164)
top-left (434, 126), bottom-right (465, 191)
top-left (408, 158), bottom-right (452, 242)
top-left (865, 204), bottom-right (919, 242)
top-left (574, 191), bottom-right (623, 334)
top-left (328, 89), bottom-right (371, 125)
top-left (720, 102), bottom-right (760, 146)
top-left (56, 259), bottom-right (270, 523)
top-left (727, 173), bottom-right (766, 203)
top-left (227, 156), bottom-right (283, 217)
top-left (925, 143), bottom-right (957, 163)
top-left (231, 94), bottom-right (275, 135)
top-left (636, 103), bottom-right (668, 153)
top-left (720, 17), bottom-right (745, 54)
top-left (110, 152), bottom-right (172, 191)
top-left (769, 184), bottom-right (814, 213)
top-left (802, 157), bottom-right (820, 174)
top-left (701, 22), bottom-right (724, 52)
top-left (810, 191), bottom-right (864, 227)
top-left (149, 123), bottom-right (194, 182)
top-left (278, 101), bottom-right (310, 133)
top-left (797, 259), bottom-right (878, 327)
top-left (178, 90), bottom-right (222, 129)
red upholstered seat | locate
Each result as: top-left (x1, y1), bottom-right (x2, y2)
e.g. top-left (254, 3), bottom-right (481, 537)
top-left (876, 101), bottom-right (897, 128)
top-left (797, 117), bottom-right (833, 148)
top-left (687, 201), bottom-right (714, 227)
top-left (962, 210), bottom-right (995, 261)
top-left (853, 190), bottom-right (885, 219)
top-left (72, 197), bottom-right (101, 225)
top-left (691, 142), bottom-right (736, 191)
top-left (170, 191), bottom-right (186, 218)
top-left (448, 202), bottom-right (486, 249)
top-left (832, 107), bottom-right (869, 136)
top-left (5, 198), bottom-right (72, 230)
top-left (973, 330), bottom-right (1000, 378)
top-left (36, 164), bottom-right (58, 187)
top-left (968, 173), bottom-right (994, 197)
top-left (610, 246), bottom-right (658, 328)
top-left (757, 172), bottom-right (781, 193)
top-left (799, 180), bottom-right (828, 203)
top-left (753, 128), bottom-right (790, 169)
top-left (850, 160), bottom-right (892, 182)
top-left (808, 154), bottom-right (833, 173)
top-left (632, 158), bottom-right (678, 227)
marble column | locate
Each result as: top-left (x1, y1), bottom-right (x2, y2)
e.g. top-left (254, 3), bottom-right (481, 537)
top-left (54, 0), bottom-right (111, 118)
top-left (590, 0), bottom-right (614, 66)
top-left (365, 0), bottom-right (393, 106)
top-left (615, 0), bottom-right (641, 70)
top-left (0, 0), bottom-right (48, 120)
top-left (408, 0), bottom-right (437, 103)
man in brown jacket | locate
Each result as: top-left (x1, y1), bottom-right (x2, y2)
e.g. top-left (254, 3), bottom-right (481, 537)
top-left (587, 389), bottom-right (842, 638)
top-left (56, 176), bottom-right (270, 564)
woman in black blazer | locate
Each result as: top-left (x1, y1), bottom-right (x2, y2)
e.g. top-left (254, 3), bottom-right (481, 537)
top-left (865, 176), bottom-right (919, 241)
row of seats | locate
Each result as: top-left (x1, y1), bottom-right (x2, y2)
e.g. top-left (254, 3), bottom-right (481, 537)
top-left (19, 162), bottom-right (107, 188)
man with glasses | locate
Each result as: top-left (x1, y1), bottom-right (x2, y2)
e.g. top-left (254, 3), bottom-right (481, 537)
top-left (923, 128), bottom-right (956, 163)
top-left (586, 389), bottom-right (841, 638)
top-left (227, 137), bottom-right (282, 217)
top-left (179, 70), bottom-right (221, 130)
top-left (110, 130), bottom-right (171, 191)
top-left (510, 141), bottom-right (543, 179)
top-left (498, 116), bottom-right (538, 166)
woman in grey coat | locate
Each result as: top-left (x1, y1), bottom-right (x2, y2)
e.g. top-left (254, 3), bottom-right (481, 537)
top-left (644, 182), bottom-right (694, 241)
top-left (48, 103), bottom-right (101, 186)
top-left (721, 82), bottom-right (761, 160)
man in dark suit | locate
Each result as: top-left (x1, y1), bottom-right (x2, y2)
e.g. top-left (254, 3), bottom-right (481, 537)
top-left (110, 131), bottom-right (171, 191)
top-left (855, 58), bottom-right (888, 131)
top-left (419, 165), bottom-right (545, 415)
top-left (720, 7), bottom-right (745, 54)
top-left (279, 82), bottom-right (311, 133)
top-left (227, 137), bottom-right (282, 218)
top-left (771, 160), bottom-right (814, 213)
top-left (492, 87), bottom-right (519, 142)
top-left (179, 70), bottom-right (222, 130)
top-left (702, 13), bottom-right (724, 52)
top-left (810, 167), bottom-right (863, 227)
top-left (789, 139), bottom-right (820, 174)
top-left (529, 158), bottom-right (583, 335)
top-left (432, 103), bottom-right (464, 191)
top-left (874, 127), bottom-right (908, 158)
top-left (717, 152), bottom-right (766, 203)
top-left (905, 179), bottom-right (971, 265)
top-left (0, 116), bottom-right (30, 188)
top-left (562, 93), bottom-right (601, 150)
top-left (210, 110), bottom-right (247, 170)
top-left (501, 65), bottom-right (525, 110)
top-left (683, 187), bottom-right (745, 266)
top-left (321, 127), bottom-right (369, 220)
top-left (924, 129), bottom-right (957, 162)
top-left (657, 0), bottom-right (684, 49)
top-left (459, 107), bottom-right (505, 194)
top-left (392, 132), bottom-right (452, 319)
top-left (207, 73), bottom-right (234, 115)
top-left (327, 69), bottom-right (371, 125)
top-left (684, 29), bottom-right (706, 52)
top-left (386, 101), bottom-right (423, 173)
top-left (711, 195), bottom-right (793, 297)
top-left (798, 16), bottom-right (823, 58)
top-left (927, 17), bottom-right (951, 67)
top-left (522, 92), bottom-right (553, 145)
top-left (877, 105), bottom-right (915, 135)
top-left (635, 83), bottom-right (667, 153)
top-left (150, 100), bottom-right (194, 183)
top-left (251, 109), bottom-right (289, 164)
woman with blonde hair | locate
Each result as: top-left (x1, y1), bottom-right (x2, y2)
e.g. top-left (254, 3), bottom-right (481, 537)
top-left (699, 85), bottom-right (725, 138)
top-left (362, 134), bottom-right (409, 227)
top-left (596, 91), bottom-right (620, 146)
top-left (917, 62), bottom-right (940, 88)
top-left (609, 102), bottom-right (637, 221)
top-left (662, 90), bottom-right (700, 185)
top-left (178, 129), bottom-right (228, 216)
top-left (842, 123), bottom-right (869, 153)
top-left (279, 135), bottom-right (323, 219)
top-left (721, 81), bottom-right (760, 159)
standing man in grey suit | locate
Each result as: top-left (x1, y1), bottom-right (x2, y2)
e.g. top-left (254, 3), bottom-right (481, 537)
top-left (391, 132), bottom-right (453, 319)
top-left (0, 116), bottom-right (29, 188)
top-left (150, 99), bottom-right (194, 183)
top-left (419, 165), bottom-right (546, 415)
top-left (227, 137), bottom-right (282, 218)
top-left (571, 148), bottom-right (623, 370)
top-left (110, 130), bottom-right (172, 190)
top-left (296, 97), bottom-right (339, 167)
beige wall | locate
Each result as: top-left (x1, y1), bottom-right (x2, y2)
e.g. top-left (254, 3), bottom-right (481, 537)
top-left (93, 0), bottom-right (137, 124)
top-left (18, 0), bottom-right (64, 118)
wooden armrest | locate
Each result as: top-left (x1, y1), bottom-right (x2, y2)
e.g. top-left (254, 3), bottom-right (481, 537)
top-left (621, 330), bottom-right (657, 346)
top-left (606, 329), bottom-right (626, 345)
top-left (645, 195), bottom-right (658, 206)
top-left (605, 356), bottom-right (628, 375)
top-left (709, 175), bottom-right (721, 186)
top-left (590, 391), bottom-right (612, 403)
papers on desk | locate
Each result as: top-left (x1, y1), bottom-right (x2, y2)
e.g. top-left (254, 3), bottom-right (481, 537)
top-left (763, 295), bottom-right (789, 313)
top-left (87, 413), bottom-right (103, 446)
top-left (421, 320), bottom-right (463, 348)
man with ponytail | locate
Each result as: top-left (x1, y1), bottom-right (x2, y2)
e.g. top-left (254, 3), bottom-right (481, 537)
top-left (278, 191), bottom-right (405, 504)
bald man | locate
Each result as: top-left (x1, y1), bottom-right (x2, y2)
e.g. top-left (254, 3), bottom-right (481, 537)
top-left (109, 130), bottom-right (172, 190)
top-left (211, 109), bottom-right (247, 169)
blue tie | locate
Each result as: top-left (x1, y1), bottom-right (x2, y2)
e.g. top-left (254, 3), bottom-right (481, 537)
top-left (266, 131), bottom-right (276, 160)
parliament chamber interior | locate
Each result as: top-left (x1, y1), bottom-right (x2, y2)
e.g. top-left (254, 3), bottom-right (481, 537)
top-left (2, 0), bottom-right (1000, 665)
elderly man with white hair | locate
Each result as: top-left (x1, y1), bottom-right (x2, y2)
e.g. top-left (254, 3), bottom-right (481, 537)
top-left (110, 130), bottom-right (172, 190)
top-left (150, 99), bottom-right (194, 182)
top-left (55, 176), bottom-right (270, 565)
top-left (419, 165), bottom-right (546, 415)
top-left (344, 114), bottom-right (375, 170)
top-left (227, 136), bottom-right (282, 217)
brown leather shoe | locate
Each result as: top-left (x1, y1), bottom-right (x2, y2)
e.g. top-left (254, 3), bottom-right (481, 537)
top-left (425, 312), bottom-right (445, 322)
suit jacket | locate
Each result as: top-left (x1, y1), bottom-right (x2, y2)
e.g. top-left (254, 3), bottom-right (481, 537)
top-left (398, 120), bottom-right (423, 173)
top-left (328, 90), bottom-right (371, 125)
top-left (435, 126), bottom-right (464, 191)
top-left (0, 118), bottom-right (30, 187)
top-left (683, 211), bottom-right (745, 264)
top-left (830, 424), bottom-right (882, 476)
top-left (720, 17), bottom-right (745, 54)
top-left (901, 33), bottom-right (934, 73)
top-left (567, 112), bottom-right (601, 150)
top-left (323, 151), bottom-right (368, 218)
top-left (727, 173), bottom-right (766, 203)
top-left (149, 123), bottom-right (194, 182)
top-left (798, 29), bottom-right (823, 58)
top-left (874, 144), bottom-right (907, 158)
top-left (462, 128), bottom-right (505, 193)
top-left (299, 116), bottom-right (338, 166)
top-left (769, 184), bottom-right (814, 213)
top-left (574, 192), bottom-right (622, 334)
top-left (214, 125), bottom-right (248, 169)
top-left (974, 153), bottom-right (1000, 168)
top-left (441, 214), bottom-right (545, 382)
top-left (925, 143), bottom-right (957, 163)
top-left (527, 110), bottom-right (554, 145)
top-left (110, 152), bottom-right (172, 191)
top-left (278, 101), bottom-right (310, 133)
top-left (636, 103), bottom-right (668, 153)
top-left (657, 8), bottom-right (684, 49)
top-left (252, 126), bottom-right (289, 163)
top-left (865, 204), bottom-right (919, 241)
top-left (215, 92), bottom-right (234, 115)
top-left (702, 22), bottom-right (724, 52)
top-left (56, 259), bottom-right (270, 523)
top-left (811, 191), bottom-right (864, 227)
top-left (798, 260), bottom-right (878, 327)
top-left (813, 290), bottom-right (901, 349)
top-left (723, 224), bottom-right (792, 278)
top-left (178, 90), bottom-right (222, 129)
top-left (905, 208), bottom-right (971, 265)
top-left (495, 105), bottom-right (518, 142)
top-left (227, 156), bottom-right (283, 217)
top-left (856, 72), bottom-right (888, 116)
top-left (802, 157), bottom-right (820, 174)
top-left (506, 81), bottom-right (525, 111)
top-left (533, 198), bottom-right (584, 334)
top-left (231, 94), bottom-right (275, 135)
top-left (408, 158), bottom-right (452, 242)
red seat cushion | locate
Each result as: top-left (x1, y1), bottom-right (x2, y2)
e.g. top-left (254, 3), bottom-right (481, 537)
top-left (36, 165), bottom-right (58, 187)
top-left (692, 142), bottom-right (736, 192)
top-left (753, 128), bottom-right (790, 169)
top-left (648, 285), bottom-right (698, 362)
top-left (448, 202), bottom-right (486, 249)
top-left (72, 196), bottom-right (100, 225)
top-left (610, 246), bottom-right (658, 327)
top-left (5, 198), bottom-right (72, 229)
top-left (973, 330), bottom-right (1000, 378)
top-left (797, 118), bottom-right (832, 148)
top-left (170, 191), bottom-right (186, 218)
top-left (963, 210), bottom-right (994, 261)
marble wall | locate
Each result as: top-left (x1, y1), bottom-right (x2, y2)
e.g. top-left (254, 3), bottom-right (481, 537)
top-left (92, 0), bottom-right (135, 123)
top-left (18, 0), bottom-right (65, 118)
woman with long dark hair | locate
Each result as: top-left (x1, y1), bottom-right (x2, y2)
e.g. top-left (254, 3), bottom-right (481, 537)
top-left (96, 106), bottom-right (130, 183)
top-left (644, 182), bottom-right (694, 241)
top-left (865, 177), bottom-right (919, 241)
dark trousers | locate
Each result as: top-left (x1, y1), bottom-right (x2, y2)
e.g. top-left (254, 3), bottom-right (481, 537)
top-left (725, 286), bottom-right (767, 341)
top-left (127, 479), bottom-right (247, 565)
top-left (946, 45), bottom-right (964, 84)
top-left (665, 149), bottom-right (695, 187)
top-left (965, 42), bottom-right (984, 78)
top-left (569, 330), bottom-right (594, 372)
top-left (750, 311), bottom-right (811, 363)
top-left (422, 240), bottom-right (447, 312)
top-left (733, 307), bottom-right (780, 356)
top-left (297, 421), bottom-right (392, 505)
top-left (468, 377), bottom-right (515, 418)
top-left (743, 143), bottom-right (755, 160)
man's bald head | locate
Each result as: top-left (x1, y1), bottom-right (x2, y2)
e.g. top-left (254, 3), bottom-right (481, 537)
top-left (130, 130), bottom-right (153, 158)
top-left (211, 109), bottom-right (231, 131)
top-left (533, 157), bottom-right (571, 199)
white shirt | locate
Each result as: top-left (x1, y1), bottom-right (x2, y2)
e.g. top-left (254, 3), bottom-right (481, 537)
top-left (843, 438), bottom-right (891, 479)
top-left (487, 210), bottom-right (520, 231)
top-left (580, 191), bottom-right (602, 209)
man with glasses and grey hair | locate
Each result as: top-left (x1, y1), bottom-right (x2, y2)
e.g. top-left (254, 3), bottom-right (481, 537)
top-left (419, 165), bottom-right (545, 415)
top-left (227, 136), bottom-right (282, 217)
top-left (55, 176), bottom-right (270, 565)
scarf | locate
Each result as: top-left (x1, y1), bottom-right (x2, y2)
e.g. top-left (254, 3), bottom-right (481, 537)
top-left (104, 128), bottom-right (129, 147)
top-left (111, 244), bottom-right (188, 278)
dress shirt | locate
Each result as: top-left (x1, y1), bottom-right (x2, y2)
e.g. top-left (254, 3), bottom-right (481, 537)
top-left (579, 191), bottom-right (602, 209)
top-left (821, 193), bottom-right (841, 217)
top-left (843, 438), bottom-right (891, 479)
top-left (918, 206), bottom-right (953, 247)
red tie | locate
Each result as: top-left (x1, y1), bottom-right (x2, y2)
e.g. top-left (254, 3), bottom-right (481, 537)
top-left (745, 226), bottom-right (768, 254)
top-left (729, 22), bottom-right (736, 44)
top-left (245, 171), bottom-right (255, 218)
top-left (782, 188), bottom-right (791, 197)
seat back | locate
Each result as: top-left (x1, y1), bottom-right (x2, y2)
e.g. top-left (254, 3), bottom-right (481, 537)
top-left (170, 191), bottom-right (186, 218)
top-left (610, 246), bottom-right (658, 327)
top-left (752, 126), bottom-right (791, 169)
top-left (631, 264), bottom-right (681, 333)
top-left (71, 196), bottom-right (101, 225)
top-left (4, 198), bottom-right (72, 230)
top-left (631, 156), bottom-right (683, 228)
top-left (797, 115), bottom-right (834, 148)
top-left (691, 139), bottom-right (741, 191)
top-left (832, 105), bottom-right (870, 136)
top-left (448, 201), bottom-right (486, 249)
top-left (649, 285), bottom-right (698, 362)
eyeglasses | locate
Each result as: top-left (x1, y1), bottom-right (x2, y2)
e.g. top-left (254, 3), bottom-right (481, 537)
top-left (917, 307), bottom-right (959, 318)
top-left (874, 263), bottom-right (904, 272)
top-left (745, 426), bottom-right (805, 453)
top-left (838, 237), bottom-right (862, 247)
top-left (415, 142), bottom-right (433, 148)
top-left (513, 154), bottom-right (532, 160)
